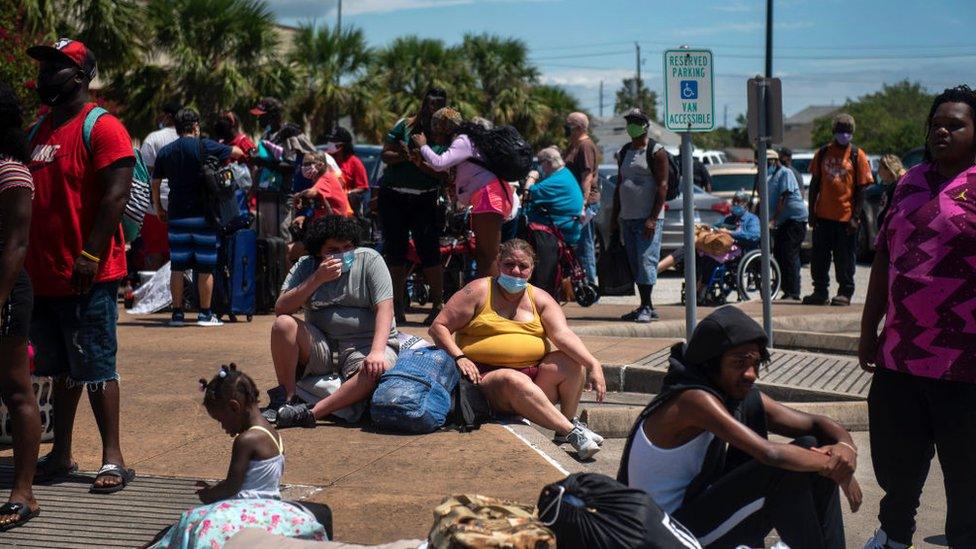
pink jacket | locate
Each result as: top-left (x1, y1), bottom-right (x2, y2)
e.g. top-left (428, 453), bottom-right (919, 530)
top-left (421, 135), bottom-right (498, 205)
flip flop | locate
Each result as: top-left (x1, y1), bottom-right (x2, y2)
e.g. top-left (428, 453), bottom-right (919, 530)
top-left (89, 463), bottom-right (136, 494)
top-left (0, 502), bottom-right (40, 532)
top-left (34, 453), bottom-right (78, 480)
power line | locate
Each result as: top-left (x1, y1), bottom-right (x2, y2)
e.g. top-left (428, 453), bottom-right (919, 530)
top-left (532, 48), bottom-right (976, 62)
top-left (529, 38), bottom-right (976, 53)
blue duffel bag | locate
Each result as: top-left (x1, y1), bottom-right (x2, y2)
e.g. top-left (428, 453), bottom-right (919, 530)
top-left (370, 346), bottom-right (460, 434)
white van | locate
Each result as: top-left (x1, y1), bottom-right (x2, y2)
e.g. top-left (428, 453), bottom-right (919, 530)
top-left (693, 149), bottom-right (728, 166)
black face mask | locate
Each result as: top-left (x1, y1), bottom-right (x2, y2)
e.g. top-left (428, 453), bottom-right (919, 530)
top-left (563, 124), bottom-right (573, 138)
top-left (37, 70), bottom-right (82, 107)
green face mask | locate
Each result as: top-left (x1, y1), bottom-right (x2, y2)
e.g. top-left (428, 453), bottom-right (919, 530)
top-left (626, 123), bottom-right (647, 139)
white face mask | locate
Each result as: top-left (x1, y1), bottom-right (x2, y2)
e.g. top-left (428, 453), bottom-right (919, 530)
top-left (323, 142), bottom-right (340, 154)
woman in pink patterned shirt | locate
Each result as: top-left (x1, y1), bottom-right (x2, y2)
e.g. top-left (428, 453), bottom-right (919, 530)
top-left (859, 86), bottom-right (976, 549)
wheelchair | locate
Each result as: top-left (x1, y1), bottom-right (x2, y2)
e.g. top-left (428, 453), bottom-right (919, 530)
top-left (679, 248), bottom-right (781, 306)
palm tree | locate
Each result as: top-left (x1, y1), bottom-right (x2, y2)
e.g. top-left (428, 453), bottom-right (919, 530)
top-left (288, 22), bottom-right (370, 141)
top-left (529, 84), bottom-right (585, 149)
top-left (103, 0), bottom-right (293, 138)
top-left (351, 35), bottom-right (478, 141)
top-left (20, 0), bottom-right (144, 78)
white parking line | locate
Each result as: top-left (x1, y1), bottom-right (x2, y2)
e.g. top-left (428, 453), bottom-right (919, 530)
top-left (502, 425), bottom-right (570, 475)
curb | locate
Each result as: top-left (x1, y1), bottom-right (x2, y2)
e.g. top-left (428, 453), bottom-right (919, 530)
top-left (602, 363), bottom-right (864, 403)
top-left (575, 312), bottom-right (862, 339)
top-left (580, 400), bottom-right (869, 438)
top-left (775, 330), bottom-right (859, 355)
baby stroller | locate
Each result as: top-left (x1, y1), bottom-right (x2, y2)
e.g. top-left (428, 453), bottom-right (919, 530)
top-left (528, 205), bottom-right (600, 307)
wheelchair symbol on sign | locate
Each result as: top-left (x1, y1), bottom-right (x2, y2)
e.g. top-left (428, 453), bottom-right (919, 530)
top-left (681, 80), bottom-right (698, 100)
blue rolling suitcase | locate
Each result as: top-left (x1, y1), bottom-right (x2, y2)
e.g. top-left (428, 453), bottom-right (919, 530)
top-left (215, 229), bottom-right (257, 321)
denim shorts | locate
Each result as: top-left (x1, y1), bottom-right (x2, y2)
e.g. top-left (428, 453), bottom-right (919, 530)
top-left (30, 281), bottom-right (120, 387)
top-left (620, 217), bottom-right (664, 286)
top-left (0, 270), bottom-right (33, 339)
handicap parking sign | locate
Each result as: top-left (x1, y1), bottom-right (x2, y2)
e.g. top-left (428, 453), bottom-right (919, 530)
top-left (681, 80), bottom-right (698, 100)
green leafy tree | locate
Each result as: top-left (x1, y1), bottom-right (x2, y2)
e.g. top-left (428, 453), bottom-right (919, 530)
top-left (695, 114), bottom-right (751, 150)
top-left (614, 77), bottom-right (657, 120)
top-left (103, 0), bottom-right (294, 138)
top-left (810, 81), bottom-right (934, 155)
top-left (0, 2), bottom-right (41, 114)
top-left (288, 22), bottom-right (371, 141)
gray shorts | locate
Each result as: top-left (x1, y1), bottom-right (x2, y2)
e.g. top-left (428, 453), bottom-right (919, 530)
top-left (304, 323), bottom-right (399, 380)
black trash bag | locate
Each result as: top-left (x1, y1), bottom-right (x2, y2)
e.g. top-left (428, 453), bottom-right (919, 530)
top-left (597, 232), bottom-right (634, 296)
top-left (537, 473), bottom-right (701, 549)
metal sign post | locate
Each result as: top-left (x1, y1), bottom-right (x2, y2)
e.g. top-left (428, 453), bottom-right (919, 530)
top-left (664, 47), bottom-right (714, 341)
top-left (747, 76), bottom-right (783, 347)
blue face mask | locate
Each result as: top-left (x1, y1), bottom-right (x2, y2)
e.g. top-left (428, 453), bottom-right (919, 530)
top-left (331, 250), bottom-right (356, 273)
top-left (497, 273), bottom-right (528, 293)
top-left (731, 205), bottom-right (746, 217)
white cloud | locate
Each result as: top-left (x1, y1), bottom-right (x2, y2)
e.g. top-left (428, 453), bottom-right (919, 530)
top-left (270, 0), bottom-right (558, 19)
top-left (540, 68), bottom-right (634, 89)
top-left (712, 1), bottom-right (755, 13)
top-left (669, 22), bottom-right (762, 38)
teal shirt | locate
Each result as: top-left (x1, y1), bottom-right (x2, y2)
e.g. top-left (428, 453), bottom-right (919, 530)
top-left (527, 167), bottom-right (584, 244)
top-left (382, 118), bottom-right (446, 191)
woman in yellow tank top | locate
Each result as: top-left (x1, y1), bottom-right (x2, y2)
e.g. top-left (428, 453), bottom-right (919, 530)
top-left (429, 239), bottom-right (607, 459)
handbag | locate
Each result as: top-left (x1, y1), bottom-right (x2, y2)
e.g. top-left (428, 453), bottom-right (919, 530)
top-left (597, 231), bottom-right (634, 296)
top-left (198, 137), bottom-right (241, 229)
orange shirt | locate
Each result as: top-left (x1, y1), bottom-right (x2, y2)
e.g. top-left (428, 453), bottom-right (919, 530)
top-left (810, 143), bottom-right (874, 222)
top-left (311, 172), bottom-right (353, 218)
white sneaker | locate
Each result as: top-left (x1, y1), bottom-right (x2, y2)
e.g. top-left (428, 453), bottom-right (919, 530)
top-left (196, 314), bottom-right (224, 327)
top-left (553, 419), bottom-right (603, 446)
top-left (566, 425), bottom-right (601, 460)
top-left (864, 529), bottom-right (912, 549)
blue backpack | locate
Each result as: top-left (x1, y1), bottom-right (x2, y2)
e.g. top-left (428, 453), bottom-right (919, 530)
top-left (370, 347), bottom-right (460, 434)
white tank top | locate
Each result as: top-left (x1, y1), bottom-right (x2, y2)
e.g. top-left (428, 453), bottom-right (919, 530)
top-left (627, 419), bottom-right (714, 514)
top-left (236, 426), bottom-right (285, 500)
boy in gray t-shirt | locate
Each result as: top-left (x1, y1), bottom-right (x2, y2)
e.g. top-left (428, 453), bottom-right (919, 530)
top-left (270, 216), bottom-right (399, 427)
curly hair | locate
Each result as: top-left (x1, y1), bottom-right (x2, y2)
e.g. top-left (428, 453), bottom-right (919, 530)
top-left (302, 215), bottom-right (361, 257)
top-left (199, 364), bottom-right (259, 409)
top-left (0, 81), bottom-right (29, 163)
top-left (923, 85), bottom-right (976, 163)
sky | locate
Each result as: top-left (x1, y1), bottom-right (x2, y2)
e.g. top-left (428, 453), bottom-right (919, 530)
top-left (268, 0), bottom-right (976, 125)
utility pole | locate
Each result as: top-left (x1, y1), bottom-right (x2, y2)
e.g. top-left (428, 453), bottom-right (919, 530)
top-left (635, 42), bottom-right (642, 111)
top-left (337, 0), bottom-right (342, 35)
top-left (599, 80), bottom-right (604, 118)
top-left (765, 0), bottom-right (773, 78)
top-left (724, 104), bottom-right (729, 128)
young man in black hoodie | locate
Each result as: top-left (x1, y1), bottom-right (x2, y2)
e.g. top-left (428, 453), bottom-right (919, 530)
top-left (618, 306), bottom-right (861, 547)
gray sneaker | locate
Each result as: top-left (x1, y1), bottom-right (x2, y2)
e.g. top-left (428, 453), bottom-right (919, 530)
top-left (635, 306), bottom-right (658, 323)
top-left (566, 425), bottom-right (601, 460)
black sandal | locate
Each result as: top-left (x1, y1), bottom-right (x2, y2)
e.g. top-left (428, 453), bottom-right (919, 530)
top-left (0, 501), bottom-right (40, 531)
top-left (89, 463), bottom-right (136, 494)
top-left (34, 453), bottom-right (78, 480)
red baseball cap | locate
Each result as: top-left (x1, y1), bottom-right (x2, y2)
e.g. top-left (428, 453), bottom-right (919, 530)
top-left (27, 38), bottom-right (98, 80)
top-left (250, 97), bottom-right (282, 116)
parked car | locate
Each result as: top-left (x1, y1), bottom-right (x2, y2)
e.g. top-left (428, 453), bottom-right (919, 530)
top-left (790, 151), bottom-right (814, 191)
top-left (902, 146), bottom-right (924, 169)
top-left (706, 162), bottom-right (758, 201)
top-left (593, 164), bottom-right (730, 255)
top-left (693, 149), bottom-right (729, 166)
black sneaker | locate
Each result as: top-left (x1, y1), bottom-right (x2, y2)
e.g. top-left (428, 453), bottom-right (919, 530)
top-left (801, 293), bottom-right (829, 305)
top-left (276, 403), bottom-right (316, 428)
top-left (620, 308), bottom-right (641, 321)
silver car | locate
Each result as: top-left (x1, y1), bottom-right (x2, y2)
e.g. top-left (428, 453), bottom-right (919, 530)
top-left (594, 164), bottom-right (729, 255)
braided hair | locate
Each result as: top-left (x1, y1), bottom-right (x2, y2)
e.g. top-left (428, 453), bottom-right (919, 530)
top-left (198, 364), bottom-right (259, 409)
top-left (923, 85), bottom-right (976, 163)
